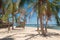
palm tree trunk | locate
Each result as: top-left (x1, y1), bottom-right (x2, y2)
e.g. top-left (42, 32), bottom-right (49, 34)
top-left (55, 15), bottom-right (60, 25)
top-left (6, 15), bottom-right (10, 32)
top-left (54, 11), bottom-right (60, 25)
top-left (40, 16), bottom-right (45, 35)
top-left (23, 15), bottom-right (26, 28)
top-left (37, 16), bottom-right (39, 31)
top-left (38, 0), bottom-right (45, 35)
top-left (45, 18), bottom-right (48, 33)
top-left (18, 14), bottom-right (20, 24)
top-left (12, 14), bottom-right (14, 30)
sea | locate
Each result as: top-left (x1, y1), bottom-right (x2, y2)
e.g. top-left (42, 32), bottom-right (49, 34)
top-left (25, 24), bottom-right (60, 30)
top-left (14, 23), bottom-right (60, 30)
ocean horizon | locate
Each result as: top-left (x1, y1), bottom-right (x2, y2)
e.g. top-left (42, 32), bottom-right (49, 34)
top-left (13, 24), bottom-right (60, 30)
top-left (25, 24), bottom-right (60, 30)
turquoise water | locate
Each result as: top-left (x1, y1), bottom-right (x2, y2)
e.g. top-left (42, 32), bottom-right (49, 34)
top-left (14, 23), bottom-right (60, 30)
top-left (25, 24), bottom-right (60, 30)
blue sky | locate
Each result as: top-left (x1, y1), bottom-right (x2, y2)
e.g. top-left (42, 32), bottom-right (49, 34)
top-left (2, 0), bottom-right (60, 25)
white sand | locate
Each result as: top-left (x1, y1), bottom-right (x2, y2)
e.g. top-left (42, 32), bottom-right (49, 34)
top-left (0, 27), bottom-right (60, 40)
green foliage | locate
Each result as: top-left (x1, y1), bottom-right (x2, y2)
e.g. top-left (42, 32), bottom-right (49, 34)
top-left (2, 11), bottom-right (9, 22)
top-left (19, 0), bottom-right (34, 8)
top-left (40, 5), bottom-right (46, 13)
top-left (19, 0), bottom-right (26, 7)
top-left (13, 3), bottom-right (17, 12)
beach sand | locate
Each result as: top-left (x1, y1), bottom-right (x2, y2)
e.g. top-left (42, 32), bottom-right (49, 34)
top-left (0, 27), bottom-right (60, 40)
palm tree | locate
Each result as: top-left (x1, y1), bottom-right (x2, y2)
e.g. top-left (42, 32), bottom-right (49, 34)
top-left (43, 0), bottom-right (60, 33)
top-left (17, 0), bottom-right (34, 28)
top-left (28, 0), bottom-right (60, 35)
top-left (11, 0), bottom-right (28, 29)
top-left (5, 0), bottom-right (26, 30)
top-left (0, 0), bottom-right (13, 32)
top-left (44, 0), bottom-right (52, 33)
top-left (51, 0), bottom-right (60, 25)
top-left (11, 0), bottom-right (20, 29)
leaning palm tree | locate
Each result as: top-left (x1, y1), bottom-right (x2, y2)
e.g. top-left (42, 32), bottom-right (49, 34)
top-left (51, 0), bottom-right (60, 25)
top-left (0, 0), bottom-right (13, 32)
top-left (7, 0), bottom-right (21, 29)
top-left (17, 0), bottom-right (34, 28)
top-left (12, 1), bottom-right (17, 29)
top-left (11, 0), bottom-right (28, 29)
top-left (28, 0), bottom-right (60, 35)
top-left (6, 0), bottom-right (26, 29)
top-left (44, 0), bottom-right (60, 33)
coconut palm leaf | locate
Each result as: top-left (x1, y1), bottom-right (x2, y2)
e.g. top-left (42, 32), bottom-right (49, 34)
top-left (0, 0), bottom-right (3, 8)
top-left (50, 0), bottom-right (60, 25)
top-left (19, 0), bottom-right (26, 7)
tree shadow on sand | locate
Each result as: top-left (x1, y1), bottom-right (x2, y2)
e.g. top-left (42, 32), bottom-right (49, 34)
top-left (25, 32), bottom-right (60, 40)
top-left (0, 38), bottom-right (14, 40)
top-left (46, 32), bottom-right (60, 37)
top-left (0, 34), bottom-right (16, 40)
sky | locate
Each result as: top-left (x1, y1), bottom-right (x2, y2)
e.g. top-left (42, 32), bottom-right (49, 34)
top-left (1, 0), bottom-right (60, 25)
